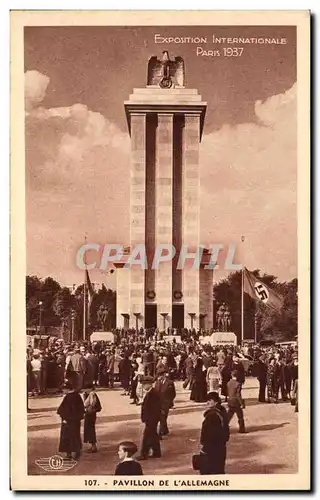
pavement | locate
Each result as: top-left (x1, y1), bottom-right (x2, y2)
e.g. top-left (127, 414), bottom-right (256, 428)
top-left (27, 378), bottom-right (298, 475)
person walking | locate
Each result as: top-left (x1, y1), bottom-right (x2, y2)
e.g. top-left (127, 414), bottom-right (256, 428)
top-left (190, 357), bottom-right (207, 403)
top-left (198, 391), bottom-right (230, 474)
top-left (83, 385), bottom-right (102, 453)
top-left (216, 348), bottom-right (225, 372)
top-left (86, 352), bottom-right (100, 388)
top-left (220, 359), bottom-right (232, 403)
top-left (206, 360), bottom-right (221, 394)
top-left (256, 355), bottom-right (268, 402)
top-left (154, 370), bottom-right (176, 437)
top-left (226, 370), bottom-right (246, 433)
top-left (105, 349), bottom-right (115, 388)
top-left (31, 353), bottom-right (42, 396)
top-left (67, 346), bottom-right (87, 391)
top-left (137, 376), bottom-right (161, 460)
top-left (267, 357), bottom-right (277, 403)
top-left (57, 374), bottom-right (85, 459)
top-left (183, 353), bottom-right (194, 390)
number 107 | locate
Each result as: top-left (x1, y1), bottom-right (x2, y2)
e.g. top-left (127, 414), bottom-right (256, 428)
top-left (223, 47), bottom-right (244, 57)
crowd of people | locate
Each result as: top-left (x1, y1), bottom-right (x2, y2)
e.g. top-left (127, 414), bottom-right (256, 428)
top-left (26, 327), bottom-right (298, 474)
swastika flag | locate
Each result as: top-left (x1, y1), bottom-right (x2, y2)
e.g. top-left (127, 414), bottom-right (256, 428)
top-left (243, 267), bottom-right (284, 313)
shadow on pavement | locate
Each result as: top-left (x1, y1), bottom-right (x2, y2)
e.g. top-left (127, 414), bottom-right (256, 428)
top-left (245, 422), bottom-right (290, 433)
top-left (28, 418), bottom-right (294, 476)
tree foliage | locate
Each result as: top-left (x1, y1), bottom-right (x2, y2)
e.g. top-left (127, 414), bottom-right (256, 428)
top-left (26, 275), bottom-right (116, 338)
top-left (26, 275), bottom-right (61, 328)
top-left (213, 271), bottom-right (297, 342)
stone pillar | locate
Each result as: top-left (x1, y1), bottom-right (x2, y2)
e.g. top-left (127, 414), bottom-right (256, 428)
top-left (129, 113), bottom-right (146, 328)
top-left (114, 263), bottom-right (130, 328)
top-left (183, 114), bottom-right (200, 329)
top-left (200, 267), bottom-right (214, 330)
top-left (155, 113), bottom-right (173, 330)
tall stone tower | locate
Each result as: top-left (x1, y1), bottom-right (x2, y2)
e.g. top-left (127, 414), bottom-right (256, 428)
top-left (115, 52), bottom-right (213, 331)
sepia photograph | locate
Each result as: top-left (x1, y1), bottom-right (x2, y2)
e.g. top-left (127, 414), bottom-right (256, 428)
top-left (10, 10), bottom-right (310, 491)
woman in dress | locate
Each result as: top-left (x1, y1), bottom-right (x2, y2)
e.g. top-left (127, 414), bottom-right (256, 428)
top-left (119, 353), bottom-right (132, 396)
top-left (190, 357), bottom-right (207, 403)
top-left (57, 375), bottom-right (85, 459)
top-left (220, 358), bottom-right (232, 403)
top-left (83, 385), bottom-right (102, 453)
top-left (206, 360), bottom-right (221, 394)
top-left (267, 357), bottom-right (276, 403)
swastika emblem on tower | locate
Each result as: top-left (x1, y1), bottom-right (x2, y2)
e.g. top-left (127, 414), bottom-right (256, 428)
top-left (254, 282), bottom-right (269, 303)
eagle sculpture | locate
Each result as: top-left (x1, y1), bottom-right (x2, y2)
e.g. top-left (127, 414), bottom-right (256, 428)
top-left (147, 51), bottom-right (185, 88)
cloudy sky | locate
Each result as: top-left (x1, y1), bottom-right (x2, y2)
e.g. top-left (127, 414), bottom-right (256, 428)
top-left (25, 25), bottom-right (297, 287)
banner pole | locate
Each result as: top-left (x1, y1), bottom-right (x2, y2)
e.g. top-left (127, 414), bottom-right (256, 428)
top-left (83, 234), bottom-right (87, 342)
top-left (241, 236), bottom-right (245, 344)
top-left (241, 266), bottom-right (244, 344)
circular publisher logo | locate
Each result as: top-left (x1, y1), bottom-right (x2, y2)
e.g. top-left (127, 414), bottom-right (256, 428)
top-left (48, 455), bottom-right (64, 470)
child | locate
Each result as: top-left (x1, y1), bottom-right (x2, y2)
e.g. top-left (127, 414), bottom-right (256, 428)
top-left (83, 385), bottom-right (102, 453)
top-left (114, 441), bottom-right (143, 475)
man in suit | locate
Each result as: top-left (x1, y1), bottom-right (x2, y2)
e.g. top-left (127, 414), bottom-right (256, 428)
top-left (200, 391), bottom-right (230, 474)
top-left (66, 346), bottom-right (87, 391)
top-left (227, 370), bottom-right (246, 433)
top-left (141, 350), bottom-right (149, 376)
top-left (154, 370), bottom-right (176, 437)
top-left (86, 352), bottom-right (100, 387)
top-left (105, 350), bottom-right (115, 388)
top-left (232, 356), bottom-right (246, 385)
top-left (137, 376), bottom-right (162, 460)
top-left (183, 353), bottom-right (195, 389)
top-left (256, 355), bottom-right (268, 402)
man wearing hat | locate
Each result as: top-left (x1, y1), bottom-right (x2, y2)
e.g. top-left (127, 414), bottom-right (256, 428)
top-left (67, 346), bottom-right (87, 391)
top-left (199, 391), bottom-right (230, 474)
top-left (232, 355), bottom-right (245, 385)
top-left (226, 370), bottom-right (246, 433)
top-left (137, 376), bottom-right (162, 460)
top-left (256, 355), bottom-right (268, 402)
top-left (154, 370), bottom-right (176, 437)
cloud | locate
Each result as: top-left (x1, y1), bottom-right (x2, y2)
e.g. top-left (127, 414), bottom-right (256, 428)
top-left (25, 72), bottom-right (131, 284)
top-left (200, 82), bottom-right (297, 280)
top-left (25, 70), bottom-right (50, 111)
top-left (26, 71), bottom-right (297, 284)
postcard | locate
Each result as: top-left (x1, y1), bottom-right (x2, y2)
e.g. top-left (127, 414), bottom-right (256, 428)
top-left (10, 10), bottom-right (310, 491)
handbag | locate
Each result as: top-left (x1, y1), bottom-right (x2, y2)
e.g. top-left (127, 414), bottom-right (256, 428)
top-left (192, 452), bottom-right (209, 471)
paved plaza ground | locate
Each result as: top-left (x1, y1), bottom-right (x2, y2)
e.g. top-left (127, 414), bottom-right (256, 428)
top-left (28, 378), bottom-right (298, 476)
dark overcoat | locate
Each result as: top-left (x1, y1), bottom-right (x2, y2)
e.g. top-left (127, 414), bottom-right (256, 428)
top-left (57, 391), bottom-right (84, 454)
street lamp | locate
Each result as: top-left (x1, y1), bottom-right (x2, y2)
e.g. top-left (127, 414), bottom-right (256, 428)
top-left (38, 301), bottom-right (43, 340)
top-left (70, 309), bottom-right (76, 343)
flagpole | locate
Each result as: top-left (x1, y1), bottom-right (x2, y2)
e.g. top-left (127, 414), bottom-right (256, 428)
top-left (83, 234), bottom-right (87, 342)
top-left (254, 302), bottom-right (258, 344)
top-left (241, 236), bottom-right (245, 345)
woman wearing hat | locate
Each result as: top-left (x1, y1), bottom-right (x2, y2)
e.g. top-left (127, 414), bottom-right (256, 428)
top-left (190, 357), bottom-right (207, 403)
top-left (198, 391), bottom-right (230, 474)
top-left (57, 373), bottom-right (85, 459)
top-left (206, 360), bottom-right (221, 394)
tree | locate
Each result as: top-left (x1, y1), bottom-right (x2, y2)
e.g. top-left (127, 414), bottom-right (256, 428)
top-left (258, 278), bottom-right (298, 341)
top-left (26, 276), bottom-right (42, 327)
top-left (39, 277), bottom-right (61, 327)
top-left (213, 270), bottom-right (297, 343)
top-left (26, 275), bottom-right (61, 328)
top-left (53, 287), bottom-right (76, 327)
